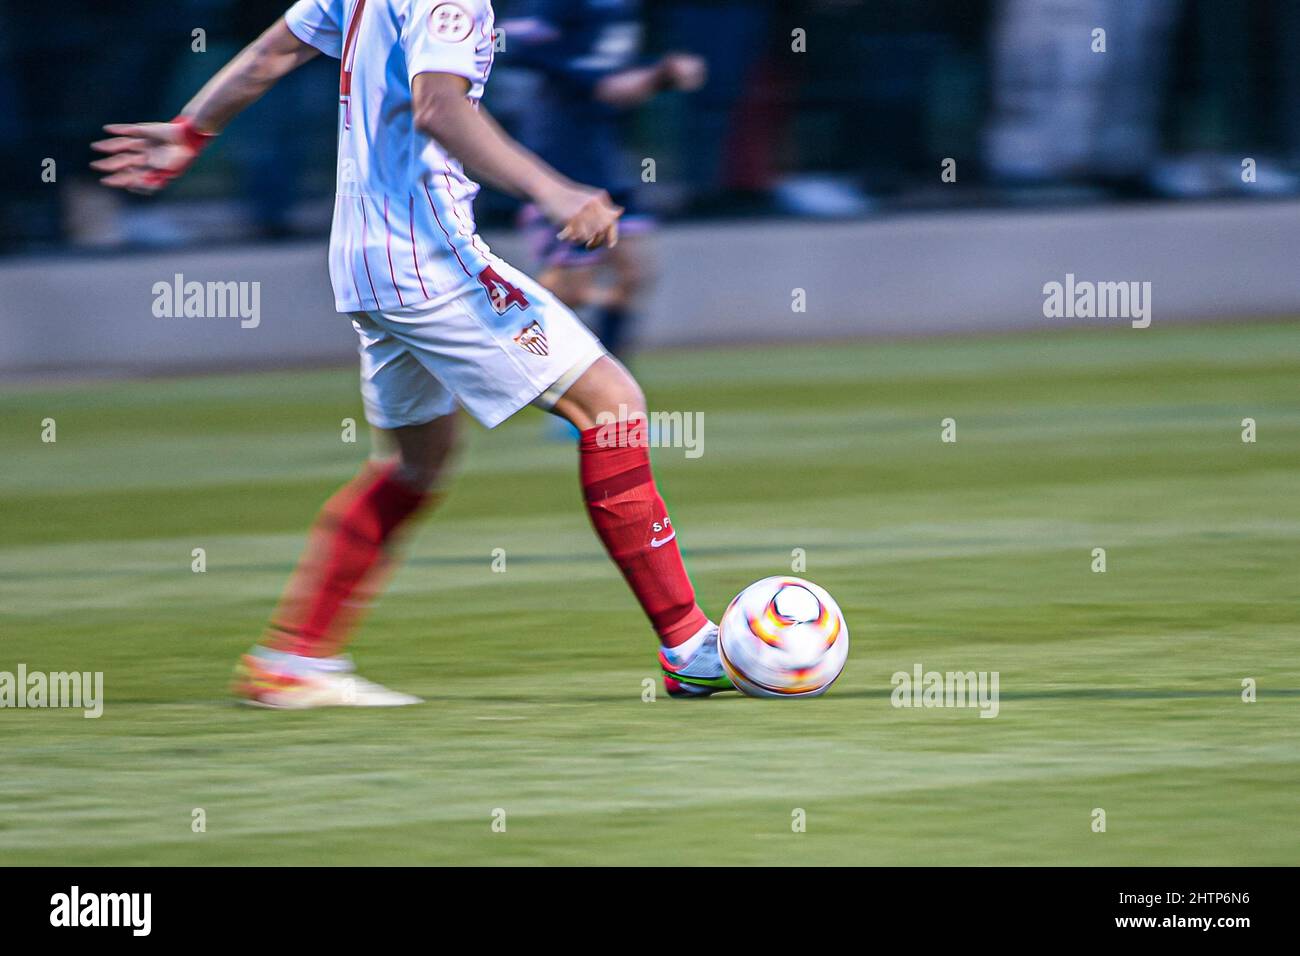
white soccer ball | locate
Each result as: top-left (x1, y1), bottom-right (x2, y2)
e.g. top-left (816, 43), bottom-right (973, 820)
top-left (718, 576), bottom-right (849, 698)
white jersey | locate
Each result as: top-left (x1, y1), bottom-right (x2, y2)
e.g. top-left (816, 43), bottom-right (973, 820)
top-left (285, 0), bottom-right (499, 313)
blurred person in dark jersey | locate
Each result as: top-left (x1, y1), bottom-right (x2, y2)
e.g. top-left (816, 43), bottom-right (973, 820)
top-left (499, 0), bottom-right (705, 361)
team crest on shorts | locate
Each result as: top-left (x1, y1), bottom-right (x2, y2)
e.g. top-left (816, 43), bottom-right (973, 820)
top-left (477, 265), bottom-right (530, 315)
top-left (428, 3), bottom-right (474, 43)
top-left (513, 321), bottom-right (549, 357)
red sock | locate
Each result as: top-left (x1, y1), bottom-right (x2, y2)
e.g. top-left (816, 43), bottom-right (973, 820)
top-left (579, 427), bottom-right (708, 647)
top-left (266, 462), bottom-right (430, 658)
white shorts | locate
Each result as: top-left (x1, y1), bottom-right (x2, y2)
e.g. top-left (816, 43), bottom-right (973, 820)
top-left (349, 258), bottom-right (604, 429)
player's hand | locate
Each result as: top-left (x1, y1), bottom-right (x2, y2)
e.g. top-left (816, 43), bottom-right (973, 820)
top-left (660, 53), bottom-right (707, 92)
top-left (544, 183), bottom-right (624, 250)
top-left (90, 118), bottom-right (215, 195)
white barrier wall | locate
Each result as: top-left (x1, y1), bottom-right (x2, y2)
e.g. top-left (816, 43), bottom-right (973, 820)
top-left (1, 201), bottom-right (1298, 378)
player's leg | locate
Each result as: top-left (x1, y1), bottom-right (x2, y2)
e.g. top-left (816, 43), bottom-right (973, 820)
top-left (362, 256), bottom-right (729, 698)
top-left (234, 414), bottom-right (457, 708)
top-left (234, 316), bottom-right (459, 708)
top-left (263, 413), bottom-right (457, 658)
top-left (548, 356), bottom-right (731, 697)
top-left (546, 352), bottom-right (643, 430)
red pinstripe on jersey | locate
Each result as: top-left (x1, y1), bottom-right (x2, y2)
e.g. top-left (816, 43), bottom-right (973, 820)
top-left (357, 198), bottom-right (380, 306)
top-left (423, 179), bottom-right (472, 279)
top-left (289, 0), bottom-right (498, 311)
top-left (408, 195), bottom-right (429, 300)
top-left (382, 195), bottom-right (405, 306)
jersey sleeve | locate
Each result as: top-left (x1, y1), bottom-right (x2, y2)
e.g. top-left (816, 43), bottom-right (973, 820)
top-left (284, 0), bottom-right (345, 59)
top-left (402, 0), bottom-right (491, 85)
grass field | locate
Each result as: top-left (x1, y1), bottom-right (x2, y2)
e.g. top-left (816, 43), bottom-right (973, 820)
top-left (1, 321), bottom-right (1298, 865)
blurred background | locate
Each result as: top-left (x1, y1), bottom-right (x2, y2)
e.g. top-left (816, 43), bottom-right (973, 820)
top-left (4, 0), bottom-right (1300, 253)
top-left (1, 0), bottom-right (1299, 373)
top-left (2, 1), bottom-right (1298, 868)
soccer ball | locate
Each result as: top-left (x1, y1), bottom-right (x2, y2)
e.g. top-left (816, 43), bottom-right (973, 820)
top-left (718, 576), bottom-right (849, 698)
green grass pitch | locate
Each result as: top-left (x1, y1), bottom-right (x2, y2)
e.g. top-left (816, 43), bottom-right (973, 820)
top-left (1, 321), bottom-right (1297, 865)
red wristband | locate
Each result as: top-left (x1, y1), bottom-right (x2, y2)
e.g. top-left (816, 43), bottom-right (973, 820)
top-left (172, 115), bottom-right (216, 153)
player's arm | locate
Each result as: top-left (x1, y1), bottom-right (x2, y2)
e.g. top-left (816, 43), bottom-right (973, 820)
top-left (91, 19), bottom-right (319, 194)
top-left (180, 19), bottom-right (322, 133)
top-left (413, 72), bottom-right (622, 249)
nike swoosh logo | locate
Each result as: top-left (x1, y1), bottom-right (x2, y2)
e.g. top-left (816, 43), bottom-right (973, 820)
top-left (650, 532), bottom-right (677, 548)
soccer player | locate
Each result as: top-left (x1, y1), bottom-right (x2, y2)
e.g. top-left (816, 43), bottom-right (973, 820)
top-left (90, 0), bottom-right (730, 705)
top-left (499, 0), bottom-right (706, 360)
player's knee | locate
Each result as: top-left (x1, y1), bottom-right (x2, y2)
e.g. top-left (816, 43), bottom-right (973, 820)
top-left (389, 448), bottom-right (451, 492)
top-left (555, 355), bottom-right (646, 429)
top-left (391, 459), bottom-right (439, 492)
top-left (389, 416), bottom-right (459, 491)
top-left (590, 359), bottom-right (646, 419)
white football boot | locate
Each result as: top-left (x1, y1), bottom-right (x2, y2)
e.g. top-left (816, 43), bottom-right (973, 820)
top-left (659, 622), bottom-right (734, 698)
top-left (233, 648), bottom-right (421, 709)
